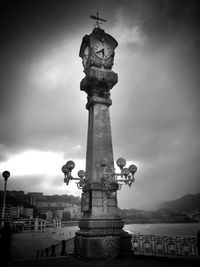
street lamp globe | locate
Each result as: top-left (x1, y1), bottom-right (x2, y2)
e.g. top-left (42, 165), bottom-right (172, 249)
top-left (2, 171), bottom-right (10, 180)
top-left (66, 160), bottom-right (75, 171)
top-left (116, 158), bottom-right (126, 168)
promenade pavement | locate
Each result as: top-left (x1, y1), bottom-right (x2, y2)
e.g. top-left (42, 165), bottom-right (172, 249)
top-left (3, 255), bottom-right (200, 267)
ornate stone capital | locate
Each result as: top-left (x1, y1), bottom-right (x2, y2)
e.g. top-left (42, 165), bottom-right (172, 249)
top-left (80, 67), bottom-right (118, 98)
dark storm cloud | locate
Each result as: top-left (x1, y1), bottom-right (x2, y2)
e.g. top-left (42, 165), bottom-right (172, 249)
top-left (110, 0), bottom-right (200, 207)
top-left (0, 0), bottom-right (86, 106)
top-left (0, 0), bottom-right (199, 207)
top-left (0, 0), bottom-right (84, 154)
top-left (0, 0), bottom-right (120, 155)
top-left (114, 0), bottom-right (200, 48)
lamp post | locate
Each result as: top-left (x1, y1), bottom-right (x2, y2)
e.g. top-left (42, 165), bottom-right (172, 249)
top-left (61, 15), bottom-right (138, 259)
top-left (1, 171), bottom-right (10, 228)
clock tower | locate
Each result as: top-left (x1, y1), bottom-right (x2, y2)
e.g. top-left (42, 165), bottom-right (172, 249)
top-left (72, 14), bottom-right (133, 259)
top-left (79, 27), bottom-right (118, 70)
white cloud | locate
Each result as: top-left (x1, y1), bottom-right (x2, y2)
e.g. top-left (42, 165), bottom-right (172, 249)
top-left (0, 150), bottom-right (64, 176)
top-left (0, 149), bottom-right (86, 175)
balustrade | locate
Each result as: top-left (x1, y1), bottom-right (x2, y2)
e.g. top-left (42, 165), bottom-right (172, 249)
top-left (36, 237), bottom-right (74, 258)
top-left (36, 234), bottom-right (199, 259)
top-left (131, 234), bottom-right (198, 258)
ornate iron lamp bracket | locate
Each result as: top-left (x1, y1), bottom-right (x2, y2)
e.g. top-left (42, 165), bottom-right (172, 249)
top-left (61, 161), bottom-right (87, 189)
top-left (100, 157), bottom-right (137, 190)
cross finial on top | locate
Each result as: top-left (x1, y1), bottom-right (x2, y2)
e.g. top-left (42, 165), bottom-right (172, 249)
top-left (90, 12), bottom-right (107, 28)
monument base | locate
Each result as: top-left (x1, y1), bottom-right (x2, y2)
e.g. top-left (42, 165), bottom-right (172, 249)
top-left (74, 231), bottom-right (133, 260)
top-left (75, 184), bottom-right (133, 260)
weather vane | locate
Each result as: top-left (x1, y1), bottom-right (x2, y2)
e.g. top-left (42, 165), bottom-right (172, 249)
top-left (90, 12), bottom-right (107, 28)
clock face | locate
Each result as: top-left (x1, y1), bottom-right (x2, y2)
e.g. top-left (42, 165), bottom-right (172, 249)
top-left (94, 41), bottom-right (112, 60)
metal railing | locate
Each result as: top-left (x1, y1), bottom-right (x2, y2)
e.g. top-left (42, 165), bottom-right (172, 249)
top-left (131, 234), bottom-right (199, 258)
top-left (36, 238), bottom-right (74, 258)
top-left (36, 234), bottom-right (199, 259)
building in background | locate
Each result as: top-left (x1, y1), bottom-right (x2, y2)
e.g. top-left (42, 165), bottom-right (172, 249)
top-left (0, 204), bottom-right (12, 224)
top-left (0, 190), bottom-right (81, 229)
top-left (12, 217), bottom-right (46, 232)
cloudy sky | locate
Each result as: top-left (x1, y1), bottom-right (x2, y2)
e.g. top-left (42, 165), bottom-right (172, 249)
top-left (0, 0), bottom-right (199, 209)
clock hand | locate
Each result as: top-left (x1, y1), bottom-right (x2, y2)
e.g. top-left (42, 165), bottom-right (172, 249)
top-left (97, 49), bottom-right (103, 54)
top-left (97, 49), bottom-right (105, 57)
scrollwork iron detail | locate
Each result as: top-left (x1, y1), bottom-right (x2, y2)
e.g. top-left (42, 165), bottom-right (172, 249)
top-left (100, 157), bottom-right (137, 190)
top-left (61, 161), bottom-right (87, 189)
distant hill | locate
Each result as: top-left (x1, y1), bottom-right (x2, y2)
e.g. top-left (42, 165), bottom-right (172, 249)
top-left (0, 190), bottom-right (30, 207)
top-left (38, 194), bottom-right (81, 205)
top-left (119, 207), bottom-right (195, 223)
top-left (158, 193), bottom-right (200, 212)
top-left (0, 190), bottom-right (81, 207)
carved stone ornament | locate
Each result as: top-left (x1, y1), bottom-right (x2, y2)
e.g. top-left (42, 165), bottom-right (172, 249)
top-left (102, 236), bottom-right (120, 258)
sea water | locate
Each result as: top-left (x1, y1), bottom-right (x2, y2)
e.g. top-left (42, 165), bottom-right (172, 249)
top-left (124, 223), bottom-right (200, 236)
top-left (11, 223), bottom-right (200, 259)
top-left (59, 223), bottom-right (200, 237)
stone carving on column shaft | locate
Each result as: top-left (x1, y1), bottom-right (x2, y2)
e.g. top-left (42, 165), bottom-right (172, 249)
top-left (61, 12), bottom-right (138, 260)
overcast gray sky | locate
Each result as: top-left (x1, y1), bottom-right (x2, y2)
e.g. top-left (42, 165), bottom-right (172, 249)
top-left (0, 0), bottom-right (199, 209)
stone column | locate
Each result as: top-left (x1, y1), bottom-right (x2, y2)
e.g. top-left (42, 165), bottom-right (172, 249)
top-left (74, 67), bottom-right (132, 259)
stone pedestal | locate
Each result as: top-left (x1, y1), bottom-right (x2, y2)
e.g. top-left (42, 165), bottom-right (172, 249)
top-left (75, 228), bottom-right (133, 259)
top-left (76, 67), bottom-right (132, 259)
top-left (74, 235), bottom-right (120, 259)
